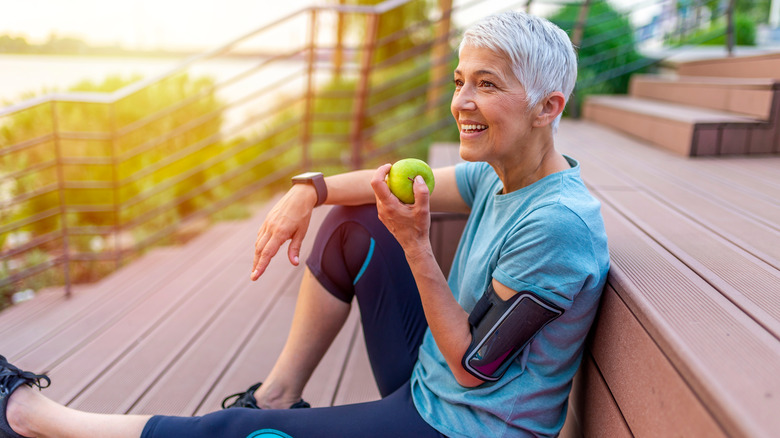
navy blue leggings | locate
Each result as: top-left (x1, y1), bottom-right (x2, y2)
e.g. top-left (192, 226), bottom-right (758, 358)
top-left (142, 205), bottom-right (444, 438)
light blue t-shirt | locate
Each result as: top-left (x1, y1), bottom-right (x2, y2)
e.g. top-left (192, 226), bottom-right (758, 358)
top-left (410, 157), bottom-right (609, 438)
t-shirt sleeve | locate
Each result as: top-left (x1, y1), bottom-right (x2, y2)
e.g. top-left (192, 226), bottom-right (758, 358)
top-left (492, 204), bottom-right (599, 312)
top-left (455, 161), bottom-right (491, 208)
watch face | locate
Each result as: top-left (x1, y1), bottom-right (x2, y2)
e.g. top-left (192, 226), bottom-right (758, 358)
top-left (293, 172), bottom-right (322, 181)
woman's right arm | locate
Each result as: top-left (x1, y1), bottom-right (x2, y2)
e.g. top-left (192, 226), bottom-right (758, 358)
top-left (250, 165), bottom-right (469, 281)
top-left (250, 169), bottom-right (375, 281)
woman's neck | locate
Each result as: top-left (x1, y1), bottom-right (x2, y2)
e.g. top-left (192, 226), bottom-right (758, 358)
top-left (492, 140), bottom-right (570, 194)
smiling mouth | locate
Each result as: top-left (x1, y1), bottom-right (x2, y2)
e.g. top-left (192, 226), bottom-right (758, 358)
top-left (461, 124), bottom-right (487, 133)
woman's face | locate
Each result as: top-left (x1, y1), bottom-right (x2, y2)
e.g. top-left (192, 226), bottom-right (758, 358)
top-left (451, 44), bottom-right (537, 165)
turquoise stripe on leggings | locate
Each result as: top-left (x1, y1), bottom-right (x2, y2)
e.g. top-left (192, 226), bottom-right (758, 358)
top-left (353, 237), bottom-right (376, 285)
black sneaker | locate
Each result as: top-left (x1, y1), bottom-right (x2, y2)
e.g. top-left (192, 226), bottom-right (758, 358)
top-left (1, 355), bottom-right (50, 438)
top-left (221, 382), bottom-right (310, 410)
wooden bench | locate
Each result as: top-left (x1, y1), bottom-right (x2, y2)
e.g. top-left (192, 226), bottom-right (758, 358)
top-left (428, 123), bottom-right (780, 437)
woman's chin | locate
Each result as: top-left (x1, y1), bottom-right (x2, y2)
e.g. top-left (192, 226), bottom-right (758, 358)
top-left (458, 143), bottom-right (481, 162)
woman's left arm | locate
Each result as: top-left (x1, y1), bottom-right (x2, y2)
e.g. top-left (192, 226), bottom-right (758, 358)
top-left (370, 164), bottom-right (483, 387)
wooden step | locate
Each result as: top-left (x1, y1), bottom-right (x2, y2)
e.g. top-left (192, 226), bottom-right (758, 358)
top-left (583, 95), bottom-right (777, 156)
top-left (676, 52), bottom-right (780, 79)
top-left (555, 120), bottom-right (780, 438)
top-left (629, 74), bottom-right (777, 119)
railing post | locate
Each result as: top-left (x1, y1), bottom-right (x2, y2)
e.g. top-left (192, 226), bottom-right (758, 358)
top-left (427, 0), bottom-right (453, 114)
top-left (50, 101), bottom-right (72, 298)
top-left (109, 102), bottom-right (122, 269)
top-left (350, 12), bottom-right (380, 170)
top-left (333, 0), bottom-right (346, 82)
top-left (726, 0), bottom-right (736, 57)
top-left (302, 8), bottom-right (318, 171)
top-left (569, 0), bottom-right (592, 119)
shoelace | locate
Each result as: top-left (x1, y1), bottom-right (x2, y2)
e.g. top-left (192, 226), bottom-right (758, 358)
top-left (0, 360), bottom-right (50, 397)
top-left (221, 390), bottom-right (253, 409)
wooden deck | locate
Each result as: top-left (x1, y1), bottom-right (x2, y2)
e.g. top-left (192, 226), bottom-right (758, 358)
top-left (0, 202), bottom-right (381, 415)
top-left (1, 119), bottom-right (778, 436)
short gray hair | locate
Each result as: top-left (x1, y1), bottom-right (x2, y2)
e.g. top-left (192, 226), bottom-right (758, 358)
top-left (459, 11), bottom-right (577, 131)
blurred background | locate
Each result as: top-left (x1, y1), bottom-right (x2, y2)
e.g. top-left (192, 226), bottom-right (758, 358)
top-left (1, 0), bottom-right (778, 308)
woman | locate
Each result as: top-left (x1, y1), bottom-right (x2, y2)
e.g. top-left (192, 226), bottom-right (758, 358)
top-left (1, 11), bottom-right (608, 438)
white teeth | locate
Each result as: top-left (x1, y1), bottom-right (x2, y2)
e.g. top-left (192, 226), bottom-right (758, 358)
top-left (461, 124), bottom-right (487, 132)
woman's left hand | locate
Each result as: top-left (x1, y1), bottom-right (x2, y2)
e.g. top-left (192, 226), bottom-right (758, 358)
top-left (370, 164), bottom-right (432, 258)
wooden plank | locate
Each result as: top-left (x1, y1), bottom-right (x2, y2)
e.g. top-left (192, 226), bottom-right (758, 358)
top-left (559, 121), bottom-right (780, 267)
top-left (569, 354), bottom-right (632, 438)
top-left (0, 247), bottom-right (179, 338)
top-left (36, 220), bottom-right (260, 405)
top-left (68, 244), bottom-right (278, 414)
top-left (586, 96), bottom-right (760, 124)
top-left (191, 272), bottom-right (363, 414)
top-left (583, 98), bottom-right (694, 156)
top-left (0, 221), bottom-right (240, 353)
top-left (11, 222), bottom-right (247, 376)
top-left (67, 205), bottom-right (330, 414)
top-left (188, 206), bottom-right (374, 414)
top-left (192, 290), bottom-right (300, 415)
top-left (629, 74), bottom-right (776, 118)
top-left (125, 262), bottom-right (305, 416)
top-left (602, 188), bottom-right (780, 336)
top-left (0, 286), bottom-right (74, 335)
top-left (592, 285), bottom-right (726, 437)
top-left (676, 52), bottom-right (780, 79)
top-left (599, 202), bottom-right (780, 438)
top-left (127, 206), bottom-right (335, 415)
top-left (691, 157), bottom-right (780, 198)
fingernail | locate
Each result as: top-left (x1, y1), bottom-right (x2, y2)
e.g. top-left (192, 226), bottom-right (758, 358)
top-left (415, 175), bottom-right (424, 184)
top-left (252, 269), bottom-right (258, 278)
top-left (293, 256), bottom-right (299, 264)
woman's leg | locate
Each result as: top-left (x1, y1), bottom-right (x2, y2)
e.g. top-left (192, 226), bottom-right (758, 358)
top-left (253, 268), bottom-right (351, 409)
top-left (145, 382), bottom-right (444, 438)
top-left (305, 205), bottom-right (428, 396)
top-left (8, 381), bottom-right (444, 438)
top-left (7, 385), bottom-right (149, 438)
top-left (252, 205), bottom-right (377, 408)
top-left (244, 204), bottom-right (428, 406)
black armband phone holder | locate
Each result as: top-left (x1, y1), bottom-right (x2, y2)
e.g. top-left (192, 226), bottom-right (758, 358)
top-left (462, 283), bottom-right (563, 381)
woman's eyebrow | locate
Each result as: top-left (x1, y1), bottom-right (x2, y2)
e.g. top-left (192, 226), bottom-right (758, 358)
top-left (453, 68), bottom-right (501, 78)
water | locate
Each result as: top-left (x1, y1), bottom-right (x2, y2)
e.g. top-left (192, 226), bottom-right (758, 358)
top-left (0, 54), bottom-right (180, 104)
top-left (0, 54), bottom-right (303, 104)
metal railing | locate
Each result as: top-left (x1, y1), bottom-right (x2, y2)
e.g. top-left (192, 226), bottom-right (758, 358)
top-left (0, 0), bottom-right (734, 301)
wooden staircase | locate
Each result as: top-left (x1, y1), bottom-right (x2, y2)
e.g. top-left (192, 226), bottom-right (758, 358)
top-left (583, 52), bottom-right (780, 156)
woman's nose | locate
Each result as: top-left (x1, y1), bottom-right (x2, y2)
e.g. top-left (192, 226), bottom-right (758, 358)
top-left (452, 86), bottom-right (477, 112)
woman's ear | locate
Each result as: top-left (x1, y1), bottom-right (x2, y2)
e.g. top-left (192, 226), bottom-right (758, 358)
top-left (533, 92), bottom-right (566, 128)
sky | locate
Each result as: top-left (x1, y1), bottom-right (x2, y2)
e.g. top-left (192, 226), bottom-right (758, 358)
top-left (0, 0), bottom-right (323, 50)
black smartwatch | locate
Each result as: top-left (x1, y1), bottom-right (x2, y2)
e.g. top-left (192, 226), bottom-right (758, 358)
top-left (292, 172), bottom-right (327, 207)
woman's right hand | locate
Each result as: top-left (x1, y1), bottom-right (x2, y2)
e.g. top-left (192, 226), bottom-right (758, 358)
top-left (251, 184), bottom-right (318, 281)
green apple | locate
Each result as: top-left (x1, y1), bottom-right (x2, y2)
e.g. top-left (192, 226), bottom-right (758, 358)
top-left (387, 158), bottom-right (435, 204)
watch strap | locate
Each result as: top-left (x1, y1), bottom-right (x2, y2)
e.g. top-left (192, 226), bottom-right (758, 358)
top-left (293, 172), bottom-right (327, 207)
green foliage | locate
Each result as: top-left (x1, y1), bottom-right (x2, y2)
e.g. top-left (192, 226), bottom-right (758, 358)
top-left (0, 72), bottom-right (234, 300)
top-left (340, 0), bottom-right (435, 64)
top-left (548, 1), bottom-right (648, 115)
top-left (671, 14), bottom-right (756, 46)
top-left (734, 0), bottom-right (772, 25)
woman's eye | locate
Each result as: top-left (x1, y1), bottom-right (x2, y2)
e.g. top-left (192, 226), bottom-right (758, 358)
top-left (479, 80), bottom-right (495, 88)
top-left (453, 79), bottom-right (463, 89)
